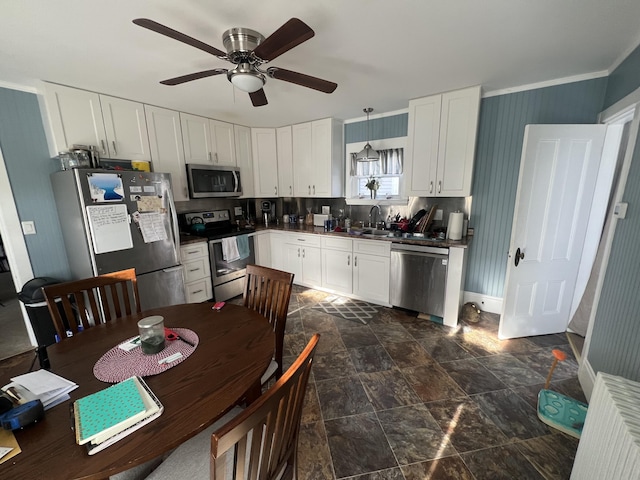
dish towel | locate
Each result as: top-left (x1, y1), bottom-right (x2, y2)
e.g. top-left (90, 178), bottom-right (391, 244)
top-left (222, 237), bottom-right (240, 262)
top-left (236, 235), bottom-right (250, 260)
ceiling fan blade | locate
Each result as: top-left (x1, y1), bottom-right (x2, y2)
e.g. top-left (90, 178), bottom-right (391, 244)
top-left (160, 69), bottom-right (227, 86)
top-left (133, 18), bottom-right (227, 58)
top-left (267, 67), bottom-right (337, 93)
top-left (252, 18), bottom-right (314, 62)
top-left (249, 89), bottom-right (268, 107)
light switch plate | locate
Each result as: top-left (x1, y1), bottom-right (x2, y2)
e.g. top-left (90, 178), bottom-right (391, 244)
top-left (434, 209), bottom-right (443, 221)
top-left (614, 202), bottom-right (628, 219)
top-left (234, 206), bottom-right (243, 216)
top-left (21, 221), bottom-right (36, 235)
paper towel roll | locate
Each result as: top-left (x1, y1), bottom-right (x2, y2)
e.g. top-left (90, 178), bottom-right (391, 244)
top-left (447, 212), bottom-right (464, 240)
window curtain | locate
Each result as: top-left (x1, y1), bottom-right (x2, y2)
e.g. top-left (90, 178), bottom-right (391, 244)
top-left (350, 148), bottom-right (403, 176)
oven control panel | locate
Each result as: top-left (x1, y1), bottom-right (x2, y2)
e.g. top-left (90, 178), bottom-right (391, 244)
top-left (185, 210), bottom-right (230, 224)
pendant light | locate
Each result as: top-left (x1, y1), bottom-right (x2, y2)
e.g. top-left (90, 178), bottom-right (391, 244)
top-left (356, 107), bottom-right (379, 162)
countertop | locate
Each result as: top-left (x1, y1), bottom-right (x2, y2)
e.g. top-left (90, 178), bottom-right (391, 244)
top-left (252, 224), bottom-right (472, 249)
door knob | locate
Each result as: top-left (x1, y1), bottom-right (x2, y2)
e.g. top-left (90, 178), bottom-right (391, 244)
top-left (514, 247), bottom-right (525, 267)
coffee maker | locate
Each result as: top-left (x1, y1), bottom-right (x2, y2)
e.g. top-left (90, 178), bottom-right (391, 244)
top-left (261, 200), bottom-right (275, 225)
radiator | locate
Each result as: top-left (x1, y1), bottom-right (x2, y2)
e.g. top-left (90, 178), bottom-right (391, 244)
top-left (571, 372), bottom-right (640, 480)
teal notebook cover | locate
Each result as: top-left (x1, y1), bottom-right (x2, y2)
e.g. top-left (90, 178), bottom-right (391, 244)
top-left (74, 377), bottom-right (146, 445)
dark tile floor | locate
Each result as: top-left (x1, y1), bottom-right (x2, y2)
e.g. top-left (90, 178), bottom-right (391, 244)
top-left (281, 286), bottom-right (584, 480)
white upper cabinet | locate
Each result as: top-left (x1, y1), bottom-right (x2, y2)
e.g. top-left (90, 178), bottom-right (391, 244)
top-left (180, 114), bottom-right (236, 166)
top-left (100, 95), bottom-right (151, 161)
top-left (251, 128), bottom-right (279, 197)
top-left (210, 120), bottom-right (236, 166)
top-left (144, 105), bottom-right (188, 201)
top-left (234, 124), bottom-right (254, 199)
top-left (405, 86), bottom-right (481, 197)
top-left (44, 84), bottom-right (151, 161)
top-left (276, 126), bottom-right (294, 197)
top-left (292, 118), bottom-right (343, 197)
top-left (44, 83), bottom-right (108, 155)
top-left (180, 113), bottom-right (212, 164)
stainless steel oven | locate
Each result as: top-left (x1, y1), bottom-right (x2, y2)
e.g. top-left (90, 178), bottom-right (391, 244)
top-left (209, 233), bottom-right (256, 301)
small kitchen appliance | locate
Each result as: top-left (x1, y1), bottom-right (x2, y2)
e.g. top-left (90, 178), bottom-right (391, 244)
top-left (261, 201), bottom-right (275, 225)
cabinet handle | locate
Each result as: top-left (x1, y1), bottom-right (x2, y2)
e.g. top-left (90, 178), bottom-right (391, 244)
top-left (208, 152), bottom-right (212, 163)
top-left (354, 256), bottom-right (358, 267)
top-left (112, 141), bottom-right (117, 155)
top-left (274, 186), bottom-right (277, 195)
top-left (438, 181), bottom-right (442, 193)
top-left (308, 185), bottom-right (311, 195)
top-left (186, 250), bottom-right (199, 255)
top-left (429, 181), bottom-right (434, 194)
top-left (100, 140), bottom-right (107, 155)
top-left (297, 248), bottom-right (300, 257)
top-left (347, 255), bottom-right (350, 266)
top-left (302, 249), bottom-right (306, 259)
top-left (192, 289), bottom-right (203, 294)
top-left (214, 152), bottom-right (219, 163)
top-left (189, 268), bottom-right (200, 272)
top-left (313, 185), bottom-right (316, 195)
top-left (289, 185), bottom-right (292, 195)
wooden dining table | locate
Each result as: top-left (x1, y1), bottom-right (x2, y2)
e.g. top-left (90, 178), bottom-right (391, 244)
top-left (0, 302), bottom-right (274, 480)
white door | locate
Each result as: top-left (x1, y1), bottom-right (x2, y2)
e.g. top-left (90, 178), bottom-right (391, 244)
top-left (499, 124), bottom-right (607, 339)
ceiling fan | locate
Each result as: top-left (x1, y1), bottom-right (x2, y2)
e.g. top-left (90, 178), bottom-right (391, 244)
top-left (132, 17), bottom-right (338, 107)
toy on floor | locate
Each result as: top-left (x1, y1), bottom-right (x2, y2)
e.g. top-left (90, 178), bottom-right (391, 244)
top-left (537, 349), bottom-right (588, 439)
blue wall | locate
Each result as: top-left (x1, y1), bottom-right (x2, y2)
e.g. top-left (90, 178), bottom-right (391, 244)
top-left (466, 79), bottom-right (608, 297)
top-left (0, 87), bottom-right (70, 280)
top-left (588, 42), bottom-right (640, 382)
top-left (344, 114), bottom-right (408, 143)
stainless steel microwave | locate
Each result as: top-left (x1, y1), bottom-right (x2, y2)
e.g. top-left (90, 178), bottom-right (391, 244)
top-left (186, 164), bottom-right (242, 198)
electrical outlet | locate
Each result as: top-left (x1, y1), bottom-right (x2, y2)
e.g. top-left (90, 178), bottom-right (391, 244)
top-left (434, 209), bottom-right (443, 221)
top-left (234, 206), bottom-right (243, 216)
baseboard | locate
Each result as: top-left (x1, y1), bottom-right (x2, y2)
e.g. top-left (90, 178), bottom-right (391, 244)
top-left (578, 357), bottom-right (597, 402)
top-left (463, 291), bottom-right (503, 315)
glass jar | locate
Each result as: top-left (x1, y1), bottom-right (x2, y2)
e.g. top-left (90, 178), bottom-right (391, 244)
top-left (138, 316), bottom-right (165, 354)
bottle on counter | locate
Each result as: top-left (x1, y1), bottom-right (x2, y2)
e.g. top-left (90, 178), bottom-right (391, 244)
top-left (386, 215), bottom-right (391, 229)
top-left (305, 208), bottom-right (314, 226)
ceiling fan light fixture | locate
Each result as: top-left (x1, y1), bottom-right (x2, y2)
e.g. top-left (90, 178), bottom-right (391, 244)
top-left (228, 63), bottom-right (265, 93)
top-left (356, 107), bottom-right (379, 162)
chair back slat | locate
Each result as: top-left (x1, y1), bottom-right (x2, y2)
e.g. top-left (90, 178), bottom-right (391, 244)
top-left (243, 265), bottom-right (294, 381)
top-left (211, 334), bottom-right (319, 480)
top-left (42, 268), bottom-right (140, 339)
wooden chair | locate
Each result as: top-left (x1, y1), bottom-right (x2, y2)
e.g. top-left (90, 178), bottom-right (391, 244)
top-left (42, 268), bottom-right (141, 340)
top-left (146, 334), bottom-right (320, 480)
top-left (243, 264), bottom-right (294, 384)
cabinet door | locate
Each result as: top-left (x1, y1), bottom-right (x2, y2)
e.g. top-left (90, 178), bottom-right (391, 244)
top-left (210, 120), bottom-right (236, 166)
top-left (322, 249), bottom-right (353, 293)
top-left (302, 246), bottom-right (322, 285)
top-left (283, 243), bottom-right (303, 280)
top-left (405, 95), bottom-right (441, 197)
top-left (254, 232), bottom-right (271, 267)
top-left (292, 122), bottom-right (313, 197)
top-left (44, 83), bottom-right (108, 156)
top-left (354, 253), bottom-right (390, 304)
top-left (234, 125), bottom-right (254, 198)
top-left (270, 233), bottom-right (284, 270)
top-left (276, 126), bottom-right (294, 197)
top-left (100, 95), bottom-right (151, 161)
top-left (180, 113), bottom-right (212, 164)
top-left (311, 118), bottom-right (333, 196)
top-left (437, 86), bottom-right (481, 197)
top-left (251, 128), bottom-right (279, 197)
top-left (145, 105), bottom-right (188, 201)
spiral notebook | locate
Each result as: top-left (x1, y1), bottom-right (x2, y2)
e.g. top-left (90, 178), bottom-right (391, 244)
top-left (73, 376), bottom-right (162, 449)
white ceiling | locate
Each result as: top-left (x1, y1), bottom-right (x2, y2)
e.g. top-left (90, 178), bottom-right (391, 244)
top-left (2, 0), bottom-right (640, 127)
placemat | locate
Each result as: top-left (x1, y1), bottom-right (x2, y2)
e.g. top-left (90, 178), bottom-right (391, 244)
top-left (93, 328), bottom-right (199, 383)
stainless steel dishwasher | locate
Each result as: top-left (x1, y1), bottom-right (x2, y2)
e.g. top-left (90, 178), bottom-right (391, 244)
top-left (390, 243), bottom-right (448, 316)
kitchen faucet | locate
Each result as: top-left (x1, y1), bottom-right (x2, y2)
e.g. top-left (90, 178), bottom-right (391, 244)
top-left (369, 205), bottom-right (382, 228)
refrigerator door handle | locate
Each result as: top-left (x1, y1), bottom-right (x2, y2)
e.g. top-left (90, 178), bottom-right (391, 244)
top-left (167, 187), bottom-right (181, 264)
top-left (162, 266), bottom-right (184, 273)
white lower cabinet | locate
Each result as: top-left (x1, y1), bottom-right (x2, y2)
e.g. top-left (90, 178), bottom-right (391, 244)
top-left (180, 242), bottom-right (212, 303)
top-left (254, 232), bottom-right (271, 267)
top-left (321, 237), bottom-right (353, 293)
top-left (353, 252), bottom-right (390, 304)
top-left (282, 234), bottom-right (322, 286)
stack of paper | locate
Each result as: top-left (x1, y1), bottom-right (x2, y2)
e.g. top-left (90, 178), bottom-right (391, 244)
top-left (73, 376), bottom-right (163, 455)
top-left (3, 370), bottom-right (78, 410)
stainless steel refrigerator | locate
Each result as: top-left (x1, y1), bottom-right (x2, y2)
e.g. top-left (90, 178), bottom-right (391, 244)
top-left (51, 169), bottom-right (186, 310)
